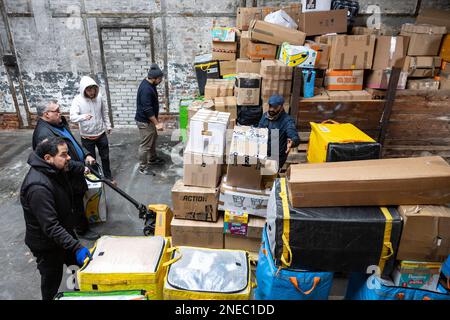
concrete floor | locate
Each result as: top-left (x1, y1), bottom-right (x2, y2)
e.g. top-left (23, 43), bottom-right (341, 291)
top-left (0, 128), bottom-right (347, 300)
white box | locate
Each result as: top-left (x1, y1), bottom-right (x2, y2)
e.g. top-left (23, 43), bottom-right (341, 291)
top-left (218, 175), bottom-right (271, 218)
top-left (301, 0), bottom-right (332, 12)
top-left (188, 109), bottom-right (230, 156)
top-left (84, 174), bottom-right (107, 223)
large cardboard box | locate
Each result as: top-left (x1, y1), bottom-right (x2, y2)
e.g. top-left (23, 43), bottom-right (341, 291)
top-left (326, 90), bottom-right (372, 101)
top-left (214, 96), bottom-right (237, 119)
top-left (236, 59), bottom-right (261, 74)
top-left (188, 108), bottom-right (230, 156)
top-left (328, 35), bottom-right (376, 69)
top-left (325, 70), bottom-right (364, 91)
top-left (219, 60), bottom-right (236, 76)
top-left (187, 99), bottom-right (214, 127)
top-left (224, 216), bottom-right (266, 253)
top-left (366, 69), bottom-right (408, 90)
top-left (287, 156), bottom-right (450, 208)
top-left (305, 40), bottom-right (330, 69)
top-left (219, 175), bottom-right (272, 218)
top-left (440, 34), bottom-right (450, 62)
top-left (407, 79), bottom-right (440, 90)
top-left (440, 72), bottom-right (450, 90)
top-left (260, 60), bottom-right (293, 80)
top-left (352, 26), bottom-right (382, 36)
top-left (234, 73), bottom-right (261, 106)
top-left (204, 79), bottom-right (234, 99)
top-left (261, 79), bottom-right (292, 97)
top-left (171, 179), bottom-right (219, 222)
top-left (416, 9), bottom-right (450, 30)
top-left (246, 41), bottom-right (277, 60)
top-left (372, 36), bottom-right (409, 70)
top-left (171, 215), bottom-right (224, 249)
top-left (397, 205), bottom-right (450, 262)
top-left (236, 6), bottom-right (276, 31)
top-left (298, 9), bottom-right (347, 36)
top-left (403, 56), bottom-right (441, 78)
top-left (212, 42), bottom-right (237, 61)
top-left (183, 148), bottom-right (223, 188)
top-left (226, 126), bottom-right (268, 190)
top-left (400, 24), bottom-right (447, 56)
top-left (239, 31), bottom-right (250, 58)
top-left (248, 19), bottom-right (306, 46)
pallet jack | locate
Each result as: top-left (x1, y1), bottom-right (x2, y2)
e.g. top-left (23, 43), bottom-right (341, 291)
top-left (84, 163), bottom-right (158, 236)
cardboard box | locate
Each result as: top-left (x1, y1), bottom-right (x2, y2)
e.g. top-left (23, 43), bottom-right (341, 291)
top-left (214, 96), bottom-right (237, 119)
top-left (405, 56), bottom-right (442, 69)
top-left (183, 148), bottom-right (223, 188)
top-left (287, 156), bottom-right (450, 208)
top-left (211, 27), bottom-right (237, 42)
top-left (260, 60), bottom-right (293, 80)
top-left (234, 73), bottom-right (261, 106)
top-left (204, 79), bottom-right (234, 99)
top-left (352, 26), bottom-right (382, 36)
top-left (392, 261), bottom-right (442, 291)
top-left (219, 175), bottom-right (271, 218)
top-left (326, 90), bottom-right (372, 101)
top-left (188, 109), bottom-right (230, 156)
top-left (325, 70), bottom-right (364, 91)
top-left (261, 79), bottom-right (292, 97)
top-left (236, 59), bottom-right (261, 74)
top-left (248, 19), bottom-right (306, 46)
top-left (212, 42), bottom-right (237, 61)
top-left (239, 31), bottom-right (250, 58)
top-left (171, 215), bottom-right (224, 249)
top-left (372, 36), bottom-right (409, 70)
top-left (84, 174), bottom-right (107, 223)
top-left (416, 9), bottom-right (450, 30)
top-left (226, 126), bottom-right (268, 190)
top-left (407, 79), bottom-right (440, 90)
top-left (187, 99), bottom-right (214, 126)
top-left (305, 40), bottom-right (330, 69)
top-left (440, 34), bottom-right (450, 62)
top-left (400, 24), bottom-right (447, 56)
top-left (301, 0), bottom-right (331, 12)
top-left (366, 69), bottom-right (408, 90)
top-left (236, 6), bottom-right (276, 31)
top-left (278, 43), bottom-right (317, 68)
top-left (298, 9), bottom-right (347, 36)
top-left (440, 72), bottom-right (450, 90)
top-left (171, 179), bottom-right (219, 222)
top-left (328, 35), bottom-right (376, 69)
top-left (219, 60), bottom-right (236, 76)
top-left (246, 41), bottom-right (277, 60)
top-left (397, 205), bottom-right (450, 262)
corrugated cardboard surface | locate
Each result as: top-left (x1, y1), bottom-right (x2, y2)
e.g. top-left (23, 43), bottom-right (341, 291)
top-left (212, 42), bottom-right (237, 61)
top-left (236, 6), bottom-right (276, 31)
top-left (287, 156), bottom-right (450, 207)
top-left (204, 79), bottom-right (234, 99)
top-left (401, 23), bottom-right (447, 35)
top-left (366, 69), bottom-right (408, 90)
top-left (261, 79), bottom-right (292, 97)
top-left (239, 31), bottom-right (250, 58)
top-left (305, 40), bottom-right (330, 69)
top-left (235, 73), bottom-right (261, 105)
top-left (219, 60), bottom-right (236, 76)
top-left (224, 235), bottom-right (261, 253)
top-left (171, 179), bottom-right (220, 222)
top-left (328, 35), bottom-right (376, 69)
top-left (249, 19), bottom-right (306, 46)
top-left (260, 60), bottom-right (293, 80)
top-left (416, 9), bottom-right (450, 30)
top-left (400, 27), bottom-right (444, 56)
top-left (405, 56), bottom-right (442, 69)
top-left (326, 90), bottom-right (372, 101)
top-left (397, 205), bottom-right (450, 262)
top-left (372, 36), bottom-right (409, 70)
top-left (407, 79), bottom-right (440, 90)
top-left (214, 96), bottom-right (237, 119)
top-left (298, 9), bottom-right (347, 36)
top-left (325, 69), bottom-right (364, 91)
top-left (246, 41), bottom-right (277, 60)
top-left (183, 150), bottom-right (223, 188)
top-left (171, 215), bottom-right (224, 249)
top-left (236, 59), bottom-right (261, 73)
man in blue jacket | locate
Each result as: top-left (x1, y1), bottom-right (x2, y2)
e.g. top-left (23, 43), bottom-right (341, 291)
top-left (135, 64), bottom-right (165, 175)
top-left (258, 95), bottom-right (300, 170)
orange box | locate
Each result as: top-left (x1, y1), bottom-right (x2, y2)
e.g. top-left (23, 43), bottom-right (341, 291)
top-left (246, 41), bottom-right (277, 60)
top-left (440, 34), bottom-right (450, 62)
top-left (325, 70), bottom-right (364, 91)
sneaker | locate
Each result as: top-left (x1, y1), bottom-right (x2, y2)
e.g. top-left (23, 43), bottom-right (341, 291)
top-left (139, 167), bottom-right (155, 175)
top-left (77, 229), bottom-right (100, 241)
top-left (148, 157), bottom-right (165, 165)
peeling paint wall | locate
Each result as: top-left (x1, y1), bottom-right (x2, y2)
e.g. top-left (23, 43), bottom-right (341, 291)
top-left (1, 0), bottom-right (450, 128)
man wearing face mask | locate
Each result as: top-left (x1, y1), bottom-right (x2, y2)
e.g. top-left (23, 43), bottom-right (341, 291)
top-left (20, 137), bottom-right (91, 300)
top-left (258, 95), bottom-right (300, 170)
top-left (135, 63), bottom-right (165, 175)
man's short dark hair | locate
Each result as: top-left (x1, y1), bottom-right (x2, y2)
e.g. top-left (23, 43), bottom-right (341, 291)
top-left (35, 137), bottom-right (67, 159)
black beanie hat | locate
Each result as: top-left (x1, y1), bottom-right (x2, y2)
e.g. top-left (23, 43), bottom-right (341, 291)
top-left (147, 63), bottom-right (164, 79)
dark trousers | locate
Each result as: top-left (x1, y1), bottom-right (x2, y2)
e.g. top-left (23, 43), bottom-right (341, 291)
top-left (73, 193), bottom-right (89, 233)
top-left (32, 248), bottom-right (78, 300)
top-left (81, 132), bottom-right (113, 179)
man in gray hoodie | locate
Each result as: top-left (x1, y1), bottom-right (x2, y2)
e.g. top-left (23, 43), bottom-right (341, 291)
top-left (70, 76), bottom-right (116, 185)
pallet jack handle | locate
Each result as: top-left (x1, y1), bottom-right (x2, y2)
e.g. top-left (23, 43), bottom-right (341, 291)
top-left (85, 163), bottom-right (156, 236)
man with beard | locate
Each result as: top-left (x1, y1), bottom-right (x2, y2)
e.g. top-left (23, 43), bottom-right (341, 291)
top-left (258, 95), bottom-right (300, 170)
top-left (20, 137), bottom-right (92, 300)
top-left (32, 100), bottom-right (99, 240)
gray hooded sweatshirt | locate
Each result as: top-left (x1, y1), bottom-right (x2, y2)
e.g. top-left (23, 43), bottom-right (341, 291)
top-left (70, 76), bottom-right (111, 138)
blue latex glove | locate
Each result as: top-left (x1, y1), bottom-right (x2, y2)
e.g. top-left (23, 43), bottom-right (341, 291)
top-left (75, 247), bottom-right (91, 266)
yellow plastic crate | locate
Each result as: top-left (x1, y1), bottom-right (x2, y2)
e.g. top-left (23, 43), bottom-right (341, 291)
top-left (307, 120), bottom-right (377, 163)
top-left (77, 236), bottom-right (171, 300)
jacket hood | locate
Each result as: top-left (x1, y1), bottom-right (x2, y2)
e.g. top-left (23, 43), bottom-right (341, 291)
top-left (27, 151), bottom-right (59, 176)
top-left (79, 76), bottom-right (99, 99)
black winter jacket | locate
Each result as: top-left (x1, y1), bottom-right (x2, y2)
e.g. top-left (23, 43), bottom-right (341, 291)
top-left (32, 116), bottom-right (89, 196)
top-left (135, 79), bottom-right (159, 123)
top-left (20, 152), bottom-right (83, 253)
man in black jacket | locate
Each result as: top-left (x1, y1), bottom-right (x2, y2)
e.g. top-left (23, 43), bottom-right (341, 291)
top-left (32, 100), bottom-right (99, 240)
top-left (135, 63), bottom-right (165, 175)
top-left (21, 137), bottom-right (92, 300)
